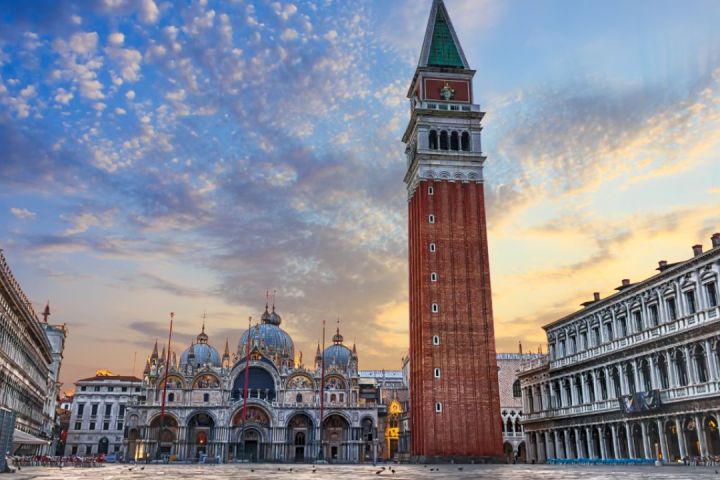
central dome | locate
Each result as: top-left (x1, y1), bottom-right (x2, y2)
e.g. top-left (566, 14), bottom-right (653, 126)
top-left (237, 305), bottom-right (294, 363)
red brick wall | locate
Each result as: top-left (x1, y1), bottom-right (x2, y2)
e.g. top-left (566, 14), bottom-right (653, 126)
top-left (423, 79), bottom-right (471, 102)
top-left (408, 179), bottom-right (503, 457)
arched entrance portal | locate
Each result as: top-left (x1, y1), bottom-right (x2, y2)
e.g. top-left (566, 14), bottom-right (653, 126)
top-left (149, 414), bottom-right (178, 460)
top-left (631, 424), bottom-right (644, 459)
top-left (323, 414), bottom-right (349, 462)
top-left (503, 442), bottom-right (513, 463)
top-left (706, 416), bottom-right (720, 456)
top-left (517, 441), bottom-right (526, 462)
top-left (231, 406), bottom-right (270, 462)
top-left (684, 418), bottom-right (700, 458)
top-left (603, 427), bottom-right (614, 459)
top-left (665, 421), bottom-right (681, 462)
top-left (648, 422), bottom-right (661, 460)
top-left (592, 428), bottom-right (601, 458)
top-left (187, 412), bottom-right (215, 461)
top-left (617, 425), bottom-right (629, 458)
top-left (98, 437), bottom-right (109, 455)
top-left (287, 413), bottom-right (314, 462)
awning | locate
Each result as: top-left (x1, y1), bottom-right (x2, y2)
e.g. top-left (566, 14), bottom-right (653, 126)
top-left (12, 429), bottom-right (49, 445)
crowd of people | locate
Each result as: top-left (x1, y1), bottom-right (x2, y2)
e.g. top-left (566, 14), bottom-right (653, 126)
top-left (7, 454), bottom-right (106, 468)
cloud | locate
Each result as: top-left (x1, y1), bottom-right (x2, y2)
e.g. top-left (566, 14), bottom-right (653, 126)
top-left (10, 207), bottom-right (36, 219)
top-left (61, 209), bottom-right (115, 236)
top-left (280, 28), bottom-right (298, 41)
top-left (108, 32), bottom-right (125, 46)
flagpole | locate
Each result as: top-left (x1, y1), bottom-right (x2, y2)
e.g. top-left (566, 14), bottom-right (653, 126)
top-left (156, 312), bottom-right (174, 461)
top-left (240, 317), bottom-right (252, 462)
top-left (318, 320), bottom-right (326, 461)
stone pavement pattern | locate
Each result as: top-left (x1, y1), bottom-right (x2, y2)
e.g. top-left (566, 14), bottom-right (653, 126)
top-left (6, 464), bottom-right (720, 480)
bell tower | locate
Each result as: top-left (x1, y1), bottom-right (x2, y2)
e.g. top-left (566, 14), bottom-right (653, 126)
top-left (403, 0), bottom-right (503, 460)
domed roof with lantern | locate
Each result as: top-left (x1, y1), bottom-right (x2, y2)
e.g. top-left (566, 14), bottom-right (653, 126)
top-left (323, 325), bottom-right (355, 370)
top-left (238, 302), bottom-right (294, 366)
top-left (180, 322), bottom-right (221, 368)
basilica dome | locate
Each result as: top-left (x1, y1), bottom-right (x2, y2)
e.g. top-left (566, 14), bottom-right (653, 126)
top-left (323, 327), bottom-right (354, 370)
top-left (179, 325), bottom-right (221, 368)
top-left (238, 305), bottom-right (294, 363)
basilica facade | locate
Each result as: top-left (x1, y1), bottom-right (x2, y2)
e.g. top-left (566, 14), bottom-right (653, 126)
top-left (126, 304), bottom-right (381, 463)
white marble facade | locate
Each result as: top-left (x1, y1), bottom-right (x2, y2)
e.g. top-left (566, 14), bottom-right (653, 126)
top-left (520, 234), bottom-right (720, 463)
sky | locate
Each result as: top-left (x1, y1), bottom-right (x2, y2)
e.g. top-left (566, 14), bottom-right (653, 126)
top-left (1, 0), bottom-right (719, 391)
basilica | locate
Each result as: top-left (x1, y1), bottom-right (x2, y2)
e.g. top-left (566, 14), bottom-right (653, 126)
top-left (125, 303), bottom-right (387, 463)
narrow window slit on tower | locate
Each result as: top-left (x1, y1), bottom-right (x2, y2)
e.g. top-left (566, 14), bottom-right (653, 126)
top-left (428, 214), bottom-right (435, 224)
top-left (434, 368), bottom-right (441, 378)
top-left (435, 402), bottom-right (442, 413)
top-left (430, 272), bottom-right (437, 282)
top-left (429, 243), bottom-right (436, 252)
top-left (431, 303), bottom-right (439, 313)
top-left (428, 186), bottom-right (434, 195)
top-left (432, 335), bottom-right (440, 345)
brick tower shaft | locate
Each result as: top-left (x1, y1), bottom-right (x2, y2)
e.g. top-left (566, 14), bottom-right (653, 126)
top-left (402, 0), bottom-right (503, 460)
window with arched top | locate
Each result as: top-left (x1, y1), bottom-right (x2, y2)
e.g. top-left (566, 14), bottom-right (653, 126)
top-left (428, 130), bottom-right (438, 150)
top-left (675, 350), bottom-right (688, 386)
top-left (439, 131), bottom-right (448, 150)
top-left (512, 380), bottom-right (521, 398)
top-left (694, 345), bottom-right (708, 383)
top-left (461, 132), bottom-right (470, 151)
top-left (450, 131), bottom-right (459, 151)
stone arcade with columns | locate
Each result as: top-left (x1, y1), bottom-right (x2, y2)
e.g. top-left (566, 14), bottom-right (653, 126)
top-left (519, 234), bottom-right (720, 464)
top-left (126, 304), bottom-right (381, 463)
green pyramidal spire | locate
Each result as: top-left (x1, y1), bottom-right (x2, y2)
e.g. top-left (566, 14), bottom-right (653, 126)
top-left (418, 0), bottom-right (469, 69)
top-left (428, 7), bottom-right (463, 67)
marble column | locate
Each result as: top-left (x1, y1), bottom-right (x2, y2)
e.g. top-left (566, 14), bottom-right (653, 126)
top-left (545, 431), bottom-right (553, 459)
top-left (625, 422), bottom-right (634, 459)
top-left (676, 418), bottom-right (688, 459)
top-left (585, 426), bottom-right (595, 459)
top-left (575, 428), bottom-right (584, 458)
top-left (657, 418), bottom-right (669, 462)
top-left (640, 421), bottom-right (651, 459)
top-left (611, 424), bottom-right (620, 459)
top-left (705, 339), bottom-right (717, 381)
top-left (695, 415), bottom-right (708, 458)
top-left (598, 427), bottom-right (607, 460)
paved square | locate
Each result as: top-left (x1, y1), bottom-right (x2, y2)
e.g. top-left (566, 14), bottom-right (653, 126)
top-left (5, 464), bottom-right (720, 480)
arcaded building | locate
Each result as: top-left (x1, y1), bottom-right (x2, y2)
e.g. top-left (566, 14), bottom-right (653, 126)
top-left (497, 353), bottom-right (544, 462)
top-left (402, 0), bottom-right (502, 460)
top-left (0, 250), bottom-right (55, 446)
top-left (520, 234), bottom-right (720, 463)
top-left (126, 304), bottom-right (382, 463)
